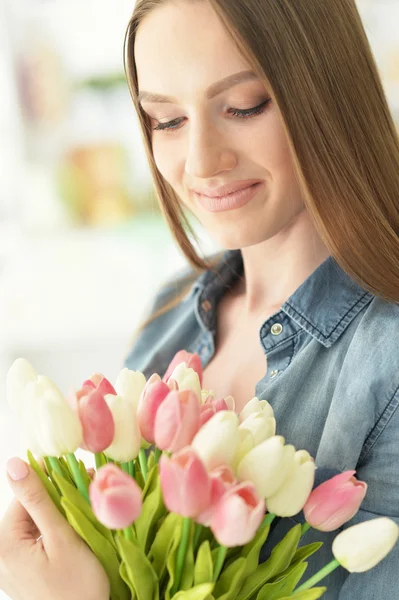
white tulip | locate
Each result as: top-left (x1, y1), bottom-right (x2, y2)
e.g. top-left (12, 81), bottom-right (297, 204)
top-left (201, 389), bottom-right (216, 403)
top-left (239, 412), bottom-right (276, 445)
top-left (266, 449), bottom-right (315, 517)
top-left (191, 410), bottom-right (239, 470)
top-left (169, 362), bottom-right (202, 401)
top-left (6, 358), bottom-right (38, 417)
top-left (115, 368), bottom-right (146, 411)
top-left (239, 397), bottom-right (274, 423)
top-left (24, 376), bottom-right (83, 457)
top-left (237, 435), bottom-right (295, 498)
top-left (224, 395), bottom-right (236, 412)
top-left (231, 427), bottom-right (255, 472)
top-left (103, 394), bottom-right (141, 462)
top-left (332, 517), bottom-right (399, 573)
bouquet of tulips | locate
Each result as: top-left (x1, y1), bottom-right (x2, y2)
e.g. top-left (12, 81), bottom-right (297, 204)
top-left (6, 351), bottom-right (399, 600)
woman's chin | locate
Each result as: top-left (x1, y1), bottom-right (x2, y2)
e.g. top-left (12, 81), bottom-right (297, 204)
top-left (210, 228), bottom-right (269, 251)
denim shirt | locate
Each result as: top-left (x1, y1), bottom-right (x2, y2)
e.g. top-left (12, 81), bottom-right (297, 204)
top-left (124, 249), bottom-right (399, 599)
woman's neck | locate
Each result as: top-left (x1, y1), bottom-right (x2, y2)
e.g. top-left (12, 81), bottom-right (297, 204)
top-left (237, 210), bottom-right (331, 317)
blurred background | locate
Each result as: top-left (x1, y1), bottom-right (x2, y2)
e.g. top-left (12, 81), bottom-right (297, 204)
top-left (0, 0), bottom-right (398, 564)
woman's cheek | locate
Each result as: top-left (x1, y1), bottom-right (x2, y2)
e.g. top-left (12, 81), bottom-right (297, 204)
top-left (153, 139), bottom-right (184, 190)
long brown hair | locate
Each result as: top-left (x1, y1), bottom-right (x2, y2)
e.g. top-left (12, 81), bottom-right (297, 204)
top-left (124, 0), bottom-right (399, 310)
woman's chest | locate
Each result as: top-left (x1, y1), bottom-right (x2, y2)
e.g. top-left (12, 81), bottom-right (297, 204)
top-left (200, 295), bottom-right (269, 412)
top-left (201, 338), bottom-right (267, 412)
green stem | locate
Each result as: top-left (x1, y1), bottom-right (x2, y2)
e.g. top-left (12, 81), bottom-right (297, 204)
top-left (66, 453), bottom-right (90, 503)
top-left (171, 517), bottom-right (192, 596)
top-left (213, 545), bottom-right (227, 581)
top-left (294, 558), bottom-right (340, 592)
top-left (47, 456), bottom-right (64, 478)
top-left (139, 448), bottom-right (148, 481)
top-left (301, 522), bottom-right (311, 536)
top-left (154, 447), bottom-right (162, 464)
top-left (121, 462), bottom-right (130, 475)
top-left (123, 527), bottom-right (134, 541)
top-left (95, 453), bottom-right (104, 470)
top-left (261, 512), bottom-right (276, 529)
top-left (128, 460), bottom-right (136, 478)
top-left (193, 523), bottom-right (203, 551)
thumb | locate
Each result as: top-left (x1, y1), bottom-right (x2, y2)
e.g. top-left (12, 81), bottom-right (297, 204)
top-left (5, 457), bottom-right (73, 545)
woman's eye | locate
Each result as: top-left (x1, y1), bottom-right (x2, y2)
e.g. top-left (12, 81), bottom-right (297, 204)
top-left (152, 99), bottom-right (271, 132)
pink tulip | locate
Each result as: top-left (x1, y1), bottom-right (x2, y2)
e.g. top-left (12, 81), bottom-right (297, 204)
top-left (168, 378), bottom-right (179, 391)
top-left (89, 464), bottom-right (142, 529)
top-left (160, 448), bottom-right (212, 518)
top-left (211, 465), bottom-right (237, 487)
top-left (210, 482), bottom-right (265, 547)
top-left (208, 397), bottom-right (229, 412)
top-left (154, 390), bottom-right (201, 453)
top-left (196, 465), bottom-right (237, 526)
top-left (82, 373), bottom-right (117, 396)
top-left (303, 470), bottom-right (368, 532)
top-left (199, 403), bottom-right (216, 427)
top-left (78, 388), bottom-right (115, 453)
top-left (200, 397), bottom-right (230, 427)
top-left (163, 351), bottom-right (203, 386)
top-left (137, 379), bottom-right (171, 443)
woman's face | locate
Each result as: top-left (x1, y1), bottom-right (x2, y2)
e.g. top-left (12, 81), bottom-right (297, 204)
top-left (135, 0), bottom-right (307, 249)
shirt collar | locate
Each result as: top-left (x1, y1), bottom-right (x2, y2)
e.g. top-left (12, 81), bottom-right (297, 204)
top-left (191, 249), bottom-right (374, 348)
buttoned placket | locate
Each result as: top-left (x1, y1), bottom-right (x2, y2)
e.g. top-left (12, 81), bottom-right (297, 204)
top-left (258, 312), bottom-right (301, 389)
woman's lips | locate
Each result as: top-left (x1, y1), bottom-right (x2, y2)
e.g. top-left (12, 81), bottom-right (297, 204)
top-left (194, 182), bottom-right (264, 212)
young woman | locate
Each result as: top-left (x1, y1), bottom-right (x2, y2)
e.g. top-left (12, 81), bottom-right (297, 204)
top-left (0, 1), bottom-right (398, 599)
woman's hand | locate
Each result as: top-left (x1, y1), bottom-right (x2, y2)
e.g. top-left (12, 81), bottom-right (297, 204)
top-left (0, 457), bottom-right (110, 600)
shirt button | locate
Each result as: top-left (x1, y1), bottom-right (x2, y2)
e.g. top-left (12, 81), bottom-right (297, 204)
top-left (270, 369), bottom-right (279, 378)
top-left (201, 300), bottom-right (212, 312)
top-left (271, 323), bottom-right (283, 335)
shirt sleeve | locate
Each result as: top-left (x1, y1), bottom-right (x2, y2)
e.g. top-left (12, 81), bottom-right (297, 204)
top-left (337, 385), bottom-right (399, 599)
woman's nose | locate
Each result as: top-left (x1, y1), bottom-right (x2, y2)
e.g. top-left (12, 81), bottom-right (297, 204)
top-left (184, 127), bottom-right (237, 179)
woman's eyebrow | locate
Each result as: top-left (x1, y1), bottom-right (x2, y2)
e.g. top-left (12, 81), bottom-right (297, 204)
top-left (138, 70), bottom-right (259, 105)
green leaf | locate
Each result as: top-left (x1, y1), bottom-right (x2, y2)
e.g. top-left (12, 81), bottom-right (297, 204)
top-left (214, 557), bottom-right (247, 600)
top-left (147, 450), bottom-right (155, 472)
top-left (119, 561), bottom-right (137, 599)
top-left (256, 561), bottom-right (308, 600)
top-left (237, 524), bottom-right (301, 600)
top-left (194, 541), bottom-right (214, 585)
top-left (79, 458), bottom-right (91, 488)
top-left (173, 583), bottom-right (215, 600)
top-left (134, 462), bottom-right (146, 489)
top-left (269, 543), bottom-right (323, 585)
top-left (165, 519), bottom-right (184, 600)
top-left (180, 521), bottom-right (195, 591)
top-left (116, 534), bottom-right (159, 600)
top-left (142, 463), bottom-right (159, 498)
top-left (53, 470), bottom-right (116, 548)
top-left (150, 512), bottom-right (182, 580)
top-left (291, 542), bottom-right (323, 565)
top-left (61, 497), bottom-right (129, 600)
top-left (134, 466), bottom-right (166, 553)
top-left (279, 587), bottom-right (327, 599)
top-left (27, 451), bottom-right (65, 517)
top-left (240, 524), bottom-right (271, 580)
top-left (58, 456), bottom-right (76, 484)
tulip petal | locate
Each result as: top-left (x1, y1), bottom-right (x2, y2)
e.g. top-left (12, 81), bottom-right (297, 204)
top-left (89, 464), bottom-right (142, 530)
top-left (78, 389), bottom-right (115, 453)
top-left (332, 517), bottom-right (399, 573)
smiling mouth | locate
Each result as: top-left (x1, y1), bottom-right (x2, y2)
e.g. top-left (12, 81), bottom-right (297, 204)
top-left (194, 182), bottom-right (264, 213)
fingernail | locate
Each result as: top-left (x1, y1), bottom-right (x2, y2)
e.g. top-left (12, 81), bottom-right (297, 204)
top-left (7, 457), bottom-right (29, 481)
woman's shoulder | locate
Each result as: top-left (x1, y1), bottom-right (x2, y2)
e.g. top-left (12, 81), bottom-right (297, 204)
top-left (348, 295), bottom-right (399, 401)
top-left (359, 295), bottom-right (399, 343)
top-left (151, 262), bottom-right (202, 311)
top-left (123, 251), bottom-right (223, 376)
top-left (146, 250), bottom-right (224, 315)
